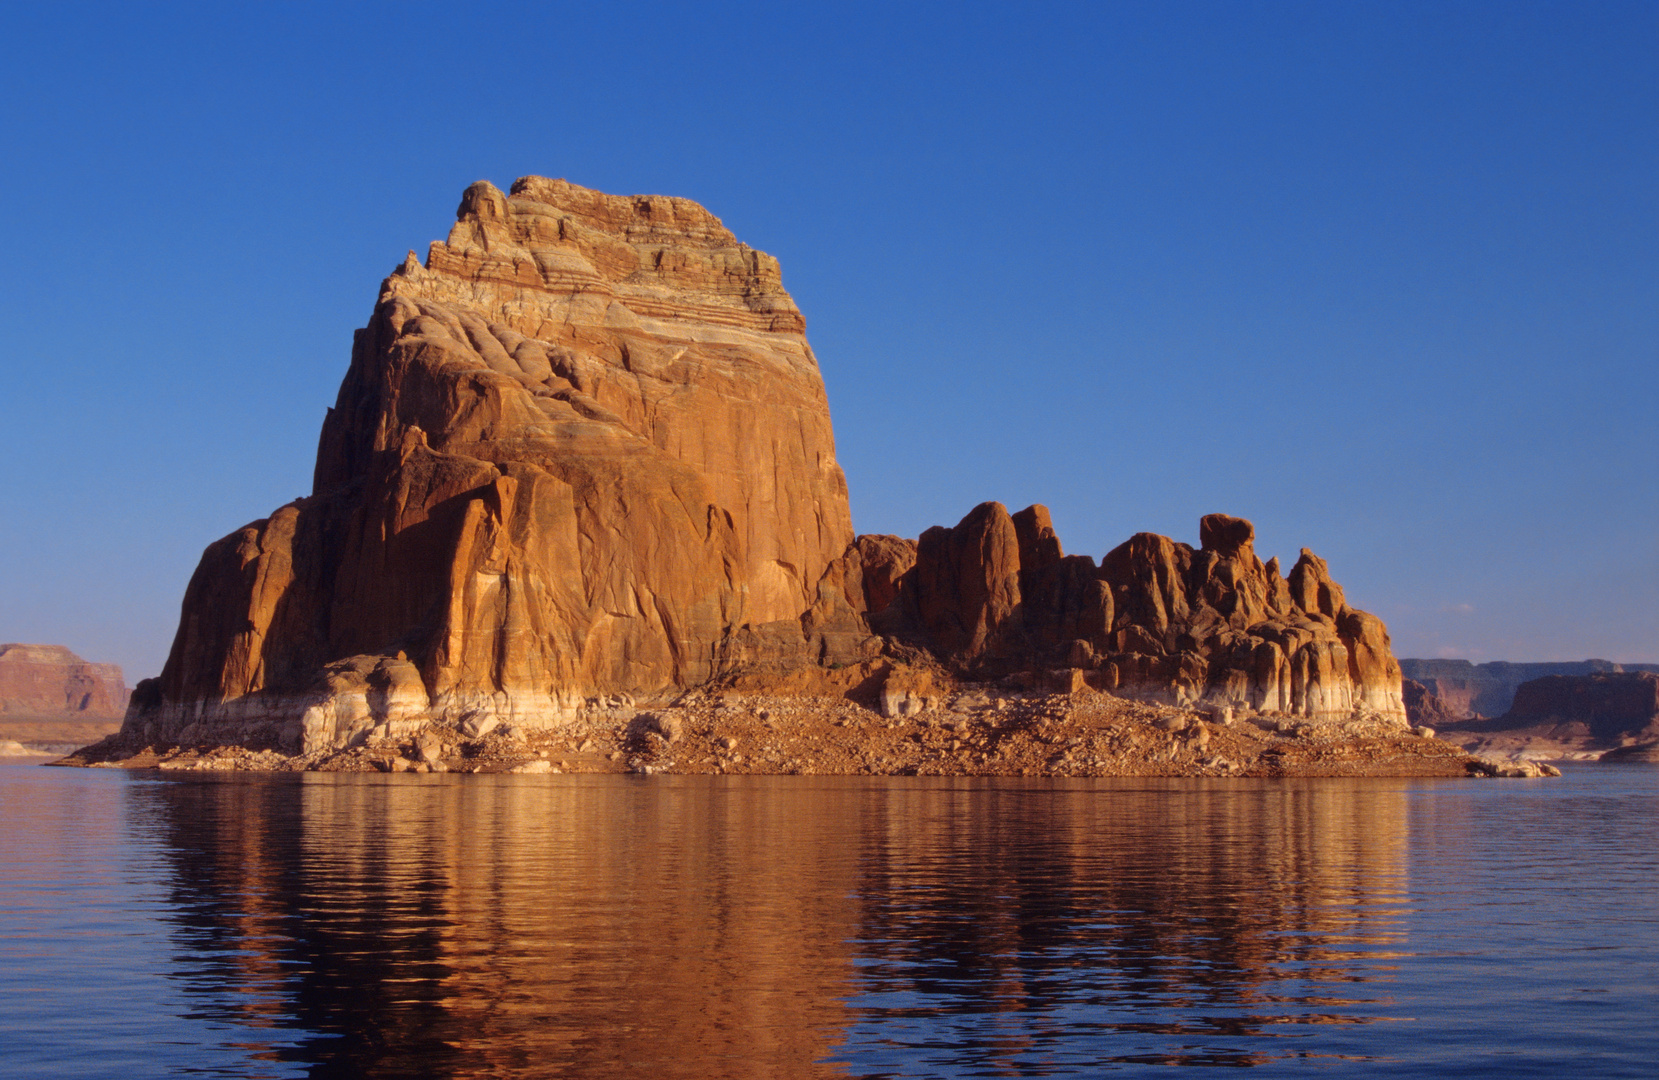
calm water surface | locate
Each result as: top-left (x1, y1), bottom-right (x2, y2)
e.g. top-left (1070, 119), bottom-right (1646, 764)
top-left (0, 760), bottom-right (1654, 1078)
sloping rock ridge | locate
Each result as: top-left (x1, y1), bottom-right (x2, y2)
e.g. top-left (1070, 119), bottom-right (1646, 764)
top-left (112, 178), bottom-right (1407, 758)
top-left (0, 644), bottom-right (127, 718)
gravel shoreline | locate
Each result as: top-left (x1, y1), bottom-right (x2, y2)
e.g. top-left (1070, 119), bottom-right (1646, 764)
top-left (54, 686), bottom-right (1556, 779)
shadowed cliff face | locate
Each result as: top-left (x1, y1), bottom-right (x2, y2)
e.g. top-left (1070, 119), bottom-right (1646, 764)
top-left (867, 507), bottom-right (1407, 723)
top-left (128, 178), bottom-right (872, 751)
top-left (1398, 658), bottom-right (1659, 719)
top-left (1503, 673), bottom-right (1659, 740)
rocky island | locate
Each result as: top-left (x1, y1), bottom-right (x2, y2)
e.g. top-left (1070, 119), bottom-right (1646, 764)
top-left (63, 178), bottom-right (1547, 779)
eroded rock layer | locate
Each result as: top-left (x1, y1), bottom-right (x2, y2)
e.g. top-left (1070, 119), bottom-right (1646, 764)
top-left (126, 178), bottom-right (871, 752)
top-left (867, 506), bottom-right (1406, 723)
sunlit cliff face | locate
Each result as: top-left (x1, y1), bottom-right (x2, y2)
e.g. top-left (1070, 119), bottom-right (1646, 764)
top-left (133, 178), bottom-right (870, 752)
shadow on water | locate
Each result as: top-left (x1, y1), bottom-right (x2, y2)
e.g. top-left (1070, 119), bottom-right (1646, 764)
top-left (119, 773), bottom-right (1431, 1077)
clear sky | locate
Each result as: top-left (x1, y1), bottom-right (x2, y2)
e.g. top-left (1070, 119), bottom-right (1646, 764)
top-left (1, 0), bottom-right (1654, 681)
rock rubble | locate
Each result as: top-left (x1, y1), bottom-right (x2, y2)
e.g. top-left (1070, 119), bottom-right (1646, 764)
top-left (68, 661), bottom-right (1482, 779)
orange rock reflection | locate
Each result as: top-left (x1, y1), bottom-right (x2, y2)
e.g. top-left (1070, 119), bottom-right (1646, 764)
top-left (141, 774), bottom-right (1417, 1074)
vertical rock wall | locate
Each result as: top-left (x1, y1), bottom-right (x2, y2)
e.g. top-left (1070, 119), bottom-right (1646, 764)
top-left (126, 178), bottom-right (869, 752)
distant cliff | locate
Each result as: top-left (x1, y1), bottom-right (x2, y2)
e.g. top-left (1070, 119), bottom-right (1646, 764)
top-left (1433, 671), bottom-right (1659, 762)
top-left (1398, 658), bottom-right (1659, 719)
top-left (0, 644), bottom-right (127, 718)
top-left (1505, 673), bottom-right (1659, 742)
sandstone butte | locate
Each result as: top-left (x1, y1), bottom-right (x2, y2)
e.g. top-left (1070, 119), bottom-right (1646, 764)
top-left (0, 644), bottom-right (127, 718)
top-left (68, 178), bottom-right (1543, 779)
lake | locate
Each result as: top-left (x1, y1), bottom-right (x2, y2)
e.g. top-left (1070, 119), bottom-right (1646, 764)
top-left (1, 760), bottom-right (1654, 1077)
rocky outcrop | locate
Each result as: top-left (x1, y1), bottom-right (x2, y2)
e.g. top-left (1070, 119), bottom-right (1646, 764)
top-left (123, 178), bottom-right (873, 754)
top-left (109, 178), bottom-right (1415, 762)
top-left (1398, 658), bottom-right (1659, 718)
top-left (868, 506), bottom-right (1406, 724)
top-left (0, 644), bottom-right (127, 718)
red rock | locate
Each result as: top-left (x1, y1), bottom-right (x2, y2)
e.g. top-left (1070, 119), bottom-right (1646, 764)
top-left (873, 510), bottom-right (1407, 724)
top-left (880, 502), bottom-right (1023, 662)
top-left (0, 644), bottom-right (127, 718)
top-left (113, 178), bottom-right (1413, 755)
top-left (854, 535), bottom-right (917, 616)
top-left (125, 178), bottom-right (871, 752)
top-left (1011, 505), bottom-right (1063, 577)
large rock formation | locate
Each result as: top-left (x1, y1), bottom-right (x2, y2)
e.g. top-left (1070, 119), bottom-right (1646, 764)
top-left (0, 644), bottom-right (127, 718)
top-left (867, 505), bottom-right (1406, 722)
top-left (118, 178), bottom-right (1409, 756)
top-left (126, 178), bottom-right (872, 753)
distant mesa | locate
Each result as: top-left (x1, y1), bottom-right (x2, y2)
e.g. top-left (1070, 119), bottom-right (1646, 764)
top-left (1408, 665), bottom-right (1659, 762)
top-left (1399, 658), bottom-right (1659, 720)
top-left (0, 643), bottom-right (127, 719)
top-left (1508, 672), bottom-right (1659, 740)
top-left (102, 178), bottom-right (1411, 760)
top-left (0, 644), bottom-right (128, 752)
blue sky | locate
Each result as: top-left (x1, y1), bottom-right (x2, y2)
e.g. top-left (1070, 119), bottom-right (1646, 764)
top-left (1, 0), bottom-right (1654, 680)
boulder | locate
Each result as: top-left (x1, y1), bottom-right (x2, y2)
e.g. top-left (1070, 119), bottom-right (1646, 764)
top-left (1468, 757), bottom-right (1563, 779)
top-left (628, 712), bottom-right (684, 746)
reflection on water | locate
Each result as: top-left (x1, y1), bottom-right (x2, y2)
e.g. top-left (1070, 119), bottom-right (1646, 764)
top-left (147, 776), bottom-right (866, 1077)
top-left (2, 765), bottom-right (1656, 1077)
top-left (133, 776), bottom-right (1413, 1076)
top-left (841, 783), bottom-right (1412, 1072)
